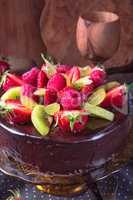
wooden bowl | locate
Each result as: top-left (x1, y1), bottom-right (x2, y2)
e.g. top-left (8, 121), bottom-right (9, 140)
top-left (76, 11), bottom-right (121, 63)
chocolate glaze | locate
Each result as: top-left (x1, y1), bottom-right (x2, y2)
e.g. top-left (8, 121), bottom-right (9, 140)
top-left (0, 114), bottom-right (132, 177)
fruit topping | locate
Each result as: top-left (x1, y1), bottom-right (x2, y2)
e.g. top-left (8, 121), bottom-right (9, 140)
top-left (41, 54), bottom-right (57, 78)
top-left (73, 76), bottom-right (92, 90)
top-left (66, 66), bottom-right (80, 86)
top-left (84, 103), bottom-right (114, 121)
top-left (59, 87), bottom-right (82, 110)
top-left (37, 70), bottom-right (48, 88)
top-left (47, 73), bottom-right (66, 92)
top-left (101, 85), bottom-right (127, 108)
top-left (0, 57), bottom-right (125, 137)
top-left (79, 66), bottom-right (92, 77)
top-left (44, 103), bottom-right (60, 116)
top-left (81, 82), bottom-right (94, 101)
top-left (88, 88), bottom-right (106, 106)
top-left (0, 99), bottom-right (31, 124)
top-left (22, 67), bottom-right (40, 86)
top-left (54, 110), bottom-right (89, 132)
top-left (44, 88), bottom-right (57, 105)
top-left (31, 105), bottom-right (53, 136)
top-left (20, 84), bottom-right (38, 109)
top-left (2, 73), bottom-right (23, 91)
top-left (103, 81), bottom-right (120, 91)
top-left (34, 88), bottom-right (46, 96)
top-left (0, 61), bottom-right (10, 75)
top-left (1, 87), bottom-right (21, 101)
top-left (90, 67), bottom-right (106, 86)
top-left (57, 64), bottom-right (71, 73)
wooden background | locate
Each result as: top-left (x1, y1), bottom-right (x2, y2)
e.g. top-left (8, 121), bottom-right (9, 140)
top-left (0, 0), bottom-right (132, 70)
top-left (41, 0), bottom-right (133, 68)
top-left (0, 0), bottom-right (45, 67)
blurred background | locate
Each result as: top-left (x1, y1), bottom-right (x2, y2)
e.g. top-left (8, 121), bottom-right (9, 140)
top-left (0, 0), bottom-right (132, 67)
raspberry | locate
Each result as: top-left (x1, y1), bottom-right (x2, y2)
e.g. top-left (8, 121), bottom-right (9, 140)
top-left (90, 67), bottom-right (106, 87)
top-left (44, 89), bottom-right (57, 105)
top-left (22, 67), bottom-right (40, 86)
top-left (59, 87), bottom-right (82, 110)
top-left (47, 73), bottom-right (66, 92)
top-left (21, 84), bottom-right (38, 102)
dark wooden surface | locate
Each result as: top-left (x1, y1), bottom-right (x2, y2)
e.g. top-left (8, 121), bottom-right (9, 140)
top-left (0, 0), bottom-right (45, 67)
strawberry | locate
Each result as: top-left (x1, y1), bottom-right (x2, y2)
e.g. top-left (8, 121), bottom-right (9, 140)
top-left (37, 70), bottom-right (48, 88)
top-left (59, 87), bottom-right (82, 110)
top-left (2, 73), bottom-right (23, 91)
top-left (22, 67), bottom-right (40, 86)
top-left (54, 110), bottom-right (89, 132)
top-left (101, 85), bottom-right (126, 108)
top-left (0, 60), bottom-right (10, 75)
top-left (7, 73), bottom-right (23, 85)
top-left (90, 67), bottom-right (106, 87)
top-left (47, 73), bottom-right (66, 92)
top-left (44, 88), bottom-right (57, 105)
top-left (57, 64), bottom-right (71, 73)
top-left (0, 99), bottom-right (31, 124)
top-left (81, 82), bottom-right (94, 101)
top-left (66, 66), bottom-right (80, 86)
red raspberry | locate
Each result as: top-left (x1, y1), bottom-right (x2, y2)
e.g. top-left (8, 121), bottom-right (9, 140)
top-left (90, 67), bottom-right (106, 87)
top-left (47, 73), bottom-right (66, 92)
top-left (0, 60), bottom-right (10, 75)
top-left (59, 87), bottom-right (82, 110)
top-left (21, 84), bottom-right (38, 102)
top-left (57, 65), bottom-right (71, 73)
top-left (22, 67), bottom-right (40, 86)
top-left (44, 89), bottom-right (57, 105)
top-left (37, 70), bottom-right (48, 88)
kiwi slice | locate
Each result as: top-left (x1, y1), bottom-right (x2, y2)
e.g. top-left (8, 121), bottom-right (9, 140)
top-left (84, 103), bottom-right (114, 121)
top-left (31, 105), bottom-right (53, 136)
top-left (97, 81), bottom-right (120, 92)
top-left (21, 96), bottom-right (37, 110)
top-left (105, 81), bottom-right (120, 91)
top-left (44, 103), bottom-right (60, 116)
top-left (1, 87), bottom-right (21, 101)
top-left (88, 88), bottom-right (106, 106)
